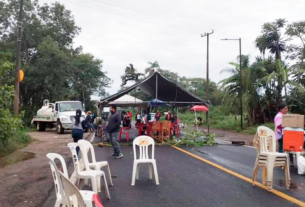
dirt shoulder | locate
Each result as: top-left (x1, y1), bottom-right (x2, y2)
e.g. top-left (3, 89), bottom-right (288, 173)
top-left (0, 130), bottom-right (90, 207)
top-left (211, 128), bottom-right (254, 145)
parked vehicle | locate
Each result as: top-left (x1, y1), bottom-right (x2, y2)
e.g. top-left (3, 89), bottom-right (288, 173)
top-left (102, 107), bottom-right (110, 121)
top-left (31, 99), bottom-right (86, 134)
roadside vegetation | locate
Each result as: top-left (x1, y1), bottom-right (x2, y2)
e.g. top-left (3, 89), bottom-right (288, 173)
top-left (0, 81), bottom-right (30, 156)
top-left (178, 106), bottom-right (275, 135)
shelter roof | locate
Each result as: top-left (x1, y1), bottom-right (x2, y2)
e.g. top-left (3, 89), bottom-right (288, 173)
top-left (105, 94), bottom-right (146, 107)
top-left (99, 72), bottom-right (206, 107)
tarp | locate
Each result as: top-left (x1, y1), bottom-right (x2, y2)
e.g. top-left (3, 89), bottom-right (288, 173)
top-left (106, 94), bottom-right (146, 107)
top-left (99, 72), bottom-right (206, 107)
top-left (149, 99), bottom-right (167, 107)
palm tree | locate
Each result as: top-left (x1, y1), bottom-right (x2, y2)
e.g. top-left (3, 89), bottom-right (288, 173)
top-left (255, 19), bottom-right (287, 60)
top-left (145, 61), bottom-right (160, 75)
top-left (219, 55), bottom-right (255, 122)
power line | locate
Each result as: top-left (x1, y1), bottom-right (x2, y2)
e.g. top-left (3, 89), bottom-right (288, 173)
top-left (62, 0), bottom-right (255, 43)
top-left (62, 0), bottom-right (206, 34)
top-left (88, 0), bottom-right (255, 42)
top-left (194, 48), bottom-right (259, 77)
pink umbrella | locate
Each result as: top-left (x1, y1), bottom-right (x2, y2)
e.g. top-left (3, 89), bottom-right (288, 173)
top-left (190, 105), bottom-right (208, 112)
top-left (190, 105), bottom-right (208, 131)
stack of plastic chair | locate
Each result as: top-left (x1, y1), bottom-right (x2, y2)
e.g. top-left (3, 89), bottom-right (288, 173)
top-left (67, 143), bottom-right (109, 198)
top-left (46, 153), bottom-right (102, 207)
top-left (137, 123), bottom-right (148, 136)
top-left (131, 136), bottom-right (159, 186)
top-left (252, 126), bottom-right (291, 191)
top-left (78, 140), bottom-right (112, 199)
top-left (162, 121), bottom-right (171, 140)
top-left (119, 127), bottom-right (130, 141)
top-left (58, 170), bottom-right (105, 207)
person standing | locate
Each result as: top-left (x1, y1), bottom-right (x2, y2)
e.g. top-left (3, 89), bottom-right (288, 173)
top-left (94, 116), bottom-right (102, 136)
top-left (107, 105), bottom-right (123, 158)
top-left (127, 110), bottom-right (133, 120)
top-left (72, 109), bottom-right (84, 155)
top-left (147, 109), bottom-right (151, 122)
top-left (155, 110), bottom-right (161, 121)
top-left (142, 111), bottom-right (148, 124)
top-left (85, 111), bottom-right (93, 132)
top-left (165, 111), bottom-right (173, 122)
top-left (123, 113), bottom-right (131, 128)
top-left (274, 103), bottom-right (288, 152)
top-left (136, 112), bottom-right (141, 128)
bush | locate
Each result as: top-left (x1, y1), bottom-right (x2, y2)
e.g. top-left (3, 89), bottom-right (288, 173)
top-left (177, 106), bottom-right (274, 134)
top-left (0, 85), bottom-right (30, 156)
top-left (174, 129), bottom-right (216, 147)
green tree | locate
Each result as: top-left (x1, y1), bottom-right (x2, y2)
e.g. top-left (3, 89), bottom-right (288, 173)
top-left (121, 64), bottom-right (144, 86)
top-left (0, 59), bottom-right (29, 150)
top-left (145, 61), bottom-right (160, 75)
top-left (0, 0), bottom-right (110, 123)
top-left (70, 53), bottom-right (111, 110)
top-left (255, 18), bottom-right (287, 60)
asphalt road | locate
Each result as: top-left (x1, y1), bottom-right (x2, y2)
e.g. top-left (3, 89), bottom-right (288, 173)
top-left (186, 144), bottom-right (305, 201)
top-left (43, 133), bottom-right (303, 207)
top-left (93, 144), bottom-right (296, 207)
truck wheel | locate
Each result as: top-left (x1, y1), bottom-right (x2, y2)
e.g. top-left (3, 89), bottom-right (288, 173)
top-left (56, 121), bottom-right (64, 134)
top-left (37, 122), bottom-right (46, 131)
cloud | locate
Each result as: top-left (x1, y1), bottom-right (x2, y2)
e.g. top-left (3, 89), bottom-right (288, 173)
top-left (41, 0), bottom-right (305, 96)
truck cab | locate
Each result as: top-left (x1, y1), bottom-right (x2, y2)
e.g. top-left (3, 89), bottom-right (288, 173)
top-left (54, 101), bottom-right (86, 134)
top-left (32, 100), bottom-right (85, 134)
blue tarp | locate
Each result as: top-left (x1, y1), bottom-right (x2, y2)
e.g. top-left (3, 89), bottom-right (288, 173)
top-left (149, 99), bottom-right (167, 107)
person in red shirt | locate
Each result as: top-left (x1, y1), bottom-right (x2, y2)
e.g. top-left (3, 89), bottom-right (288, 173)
top-left (155, 110), bottom-right (161, 121)
top-left (165, 111), bottom-right (173, 121)
top-left (127, 110), bottom-right (132, 120)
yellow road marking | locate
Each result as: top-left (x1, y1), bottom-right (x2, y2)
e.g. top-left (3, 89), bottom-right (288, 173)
top-left (171, 145), bottom-right (305, 207)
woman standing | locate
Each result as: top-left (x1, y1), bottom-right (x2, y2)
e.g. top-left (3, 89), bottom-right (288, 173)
top-left (155, 110), bottom-right (161, 121)
top-left (274, 103), bottom-right (289, 152)
top-left (72, 109), bottom-right (85, 154)
top-left (136, 112), bottom-right (141, 128)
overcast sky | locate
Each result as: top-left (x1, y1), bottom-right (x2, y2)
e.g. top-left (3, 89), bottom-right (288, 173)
top-left (41, 0), bottom-right (305, 99)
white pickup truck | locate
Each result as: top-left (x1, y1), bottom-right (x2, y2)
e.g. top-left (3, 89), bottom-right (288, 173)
top-left (31, 100), bottom-right (86, 134)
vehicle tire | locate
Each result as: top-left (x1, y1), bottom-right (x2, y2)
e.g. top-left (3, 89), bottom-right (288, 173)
top-left (37, 122), bottom-right (46, 131)
top-left (56, 121), bottom-right (64, 134)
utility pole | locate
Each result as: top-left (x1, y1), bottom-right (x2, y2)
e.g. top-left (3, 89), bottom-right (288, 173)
top-left (239, 38), bottom-right (243, 130)
top-left (13, 0), bottom-right (24, 116)
top-left (221, 38), bottom-right (243, 130)
top-left (82, 85), bottom-right (86, 110)
top-left (201, 30), bottom-right (213, 133)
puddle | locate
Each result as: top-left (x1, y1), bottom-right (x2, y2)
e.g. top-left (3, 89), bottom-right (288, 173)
top-left (278, 180), bottom-right (298, 189)
top-left (0, 151), bottom-right (35, 168)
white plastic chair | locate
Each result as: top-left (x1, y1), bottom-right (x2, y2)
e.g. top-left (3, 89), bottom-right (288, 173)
top-left (131, 135), bottom-right (159, 186)
top-left (58, 170), bottom-right (105, 207)
top-left (78, 140), bottom-right (113, 195)
top-left (46, 153), bottom-right (100, 207)
top-left (67, 143), bottom-right (110, 199)
top-left (252, 126), bottom-right (290, 191)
